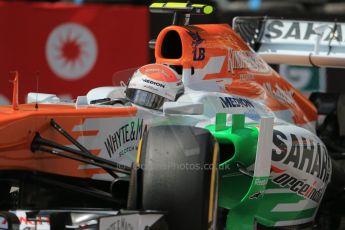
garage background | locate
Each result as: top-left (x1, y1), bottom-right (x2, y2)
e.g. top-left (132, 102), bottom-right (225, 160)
top-left (0, 0), bottom-right (344, 104)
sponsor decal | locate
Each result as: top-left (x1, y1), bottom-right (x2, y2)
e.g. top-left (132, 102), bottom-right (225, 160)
top-left (142, 79), bottom-right (165, 88)
top-left (104, 119), bottom-right (147, 158)
top-left (271, 165), bottom-right (286, 173)
top-left (0, 215), bottom-right (49, 229)
top-left (263, 83), bottom-right (295, 105)
top-left (143, 67), bottom-right (171, 78)
top-left (219, 96), bottom-right (255, 109)
top-left (100, 214), bottom-right (162, 230)
top-left (107, 217), bottom-right (135, 230)
top-left (227, 48), bottom-right (270, 74)
top-left (255, 178), bottom-right (268, 186)
top-left (187, 30), bottom-right (205, 61)
top-left (249, 191), bottom-right (264, 199)
top-left (272, 130), bottom-right (331, 184)
top-left (272, 173), bottom-right (324, 203)
top-left (264, 20), bottom-right (345, 44)
top-left (239, 73), bottom-right (255, 81)
top-left (46, 23), bottom-right (98, 80)
top-left (279, 65), bottom-right (327, 93)
top-left (140, 65), bottom-right (181, 82)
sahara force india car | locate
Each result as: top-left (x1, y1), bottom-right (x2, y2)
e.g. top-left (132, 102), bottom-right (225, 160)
top-left (0, 2), bottom-right (345, 230)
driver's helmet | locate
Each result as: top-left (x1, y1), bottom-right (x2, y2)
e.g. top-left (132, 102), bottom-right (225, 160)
top-left (126, 64), bottom-right (184, 110)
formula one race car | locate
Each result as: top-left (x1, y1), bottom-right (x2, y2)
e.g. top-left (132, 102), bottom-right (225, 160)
top-left (1, 2), bottom-right (345, 230)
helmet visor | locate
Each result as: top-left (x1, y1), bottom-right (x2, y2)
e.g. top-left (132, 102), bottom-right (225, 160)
top-left (126, 88), bottom-right (169, 110)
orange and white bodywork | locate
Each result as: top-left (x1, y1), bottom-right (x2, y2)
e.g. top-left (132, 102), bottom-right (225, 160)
top-left (155, 24), bottom-right (317, 127)
top-left (0, 22), bottom-right (317, 181)
top-left (0, 104), bottom-right (142, 179)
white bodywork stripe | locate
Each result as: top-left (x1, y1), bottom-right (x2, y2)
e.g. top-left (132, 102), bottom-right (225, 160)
top-left (272, 199), bottom-right (318, 212)
top-left (193, 56), bottom-right (226, 80)
top-left (274, 216), bottom-right (314, 227)
top-left (254, 117), bottom-right (274, 177)
top-left (265, 188), bottom-right (292, 194)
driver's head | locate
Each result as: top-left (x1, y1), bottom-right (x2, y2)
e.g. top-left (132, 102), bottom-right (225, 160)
top-left (126, 64), bottom-right (184, 110)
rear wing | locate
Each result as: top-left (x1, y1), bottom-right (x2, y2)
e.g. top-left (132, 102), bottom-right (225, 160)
top-left (233, 17), bottom-right (345, 68)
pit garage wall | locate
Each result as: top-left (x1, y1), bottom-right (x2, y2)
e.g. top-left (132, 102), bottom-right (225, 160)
top-left (0, 2), bottom-right (149, 104)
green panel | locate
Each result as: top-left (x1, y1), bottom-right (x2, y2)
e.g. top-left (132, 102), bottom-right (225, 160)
top-left (206, 114), bottom-right (317, 229)
top-left (215, 113), bottom-right (227, 131)
top-left (219, 173), bottom-right (252, 209)
top-left (255, 181), bottom-right (317, 226)
top-left (206, 114), bottom-right (263, 229)
top-left (206, 114), bottom-right (259, 209)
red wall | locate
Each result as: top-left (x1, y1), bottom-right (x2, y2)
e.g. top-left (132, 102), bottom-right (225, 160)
top-left (0, 2), bottom-right (149, 103)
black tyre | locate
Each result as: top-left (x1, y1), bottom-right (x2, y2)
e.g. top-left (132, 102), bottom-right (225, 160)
top-left (128, 125), bottom-right (219, 230)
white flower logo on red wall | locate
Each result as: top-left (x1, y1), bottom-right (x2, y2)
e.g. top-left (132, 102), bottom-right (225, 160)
top-left (46, 23), bottom-right (98, 80)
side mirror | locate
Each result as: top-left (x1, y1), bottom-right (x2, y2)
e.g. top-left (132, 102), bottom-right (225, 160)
top-left (163, 102), bottom-right (204, 115)
top-left (27, 93), bottom-right (60, 104)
